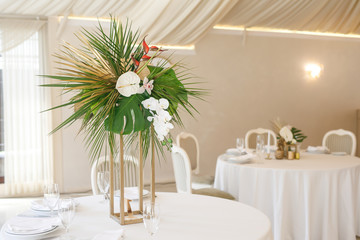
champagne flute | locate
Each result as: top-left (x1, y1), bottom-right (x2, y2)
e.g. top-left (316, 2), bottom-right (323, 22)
top-left (256, 135), bottom-right (264, 146)
top-left (256, 138), bottom-right (265, 164)
top-left (44, 183), bottom-right (60, 216)
top-left (58, 198), bottom-right (76, 239)
top-left (236, 138), bottom-right (245, 153)
top-left (143, 202), bottom-right (160, 239)
top-left (97, 171), bottom-right (110, 201)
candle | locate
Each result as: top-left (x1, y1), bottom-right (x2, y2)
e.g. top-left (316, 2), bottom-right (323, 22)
top-left (267, 130), bottom-right (271, 153)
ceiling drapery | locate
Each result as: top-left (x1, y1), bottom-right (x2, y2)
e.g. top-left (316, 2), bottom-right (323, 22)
top-left (219, 0), bottom-right (360, 35)
top-left (0, 0), bottom-right (359, 48)
top-left (0, 0), bottom-right (238, 46)
top-left (0, 19), bottom-right (46, 53)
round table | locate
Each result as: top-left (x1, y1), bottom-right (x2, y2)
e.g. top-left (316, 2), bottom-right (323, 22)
top-left (1, 192), bottom-right (273, 240)
top-left (214, 152), bottom-right (360, 240)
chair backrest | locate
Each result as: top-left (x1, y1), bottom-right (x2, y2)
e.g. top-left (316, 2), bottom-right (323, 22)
top-left (322, 129), bottom-right (356, 156)
top-left (245, 128), bottom-right (277, 150)
top-left (91, 154), bottom-right (139, 195)
top-left (176, 132), bottom-right (200, 174)
top-left (171, 145), bottom-right (192, 194)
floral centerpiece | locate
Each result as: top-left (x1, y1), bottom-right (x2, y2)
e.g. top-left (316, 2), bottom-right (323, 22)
top-left (272, 119), bottom-right (307, 159)
top-left (43, 18), bottom-right (204, 224)
top-left (44, 19), bottom-right (203, 162)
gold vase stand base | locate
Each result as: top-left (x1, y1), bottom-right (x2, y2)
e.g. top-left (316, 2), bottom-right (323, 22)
top-left (111, 211), bottom-right (143, 225)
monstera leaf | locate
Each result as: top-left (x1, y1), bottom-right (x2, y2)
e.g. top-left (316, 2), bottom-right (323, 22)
top-left (149, 66), bottom-right (188, 115)
top-left (105, 94), bottom-right (151, 134)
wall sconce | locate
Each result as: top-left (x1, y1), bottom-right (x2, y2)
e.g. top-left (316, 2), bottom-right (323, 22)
top-left (305, 63), bottom-right (323, 79)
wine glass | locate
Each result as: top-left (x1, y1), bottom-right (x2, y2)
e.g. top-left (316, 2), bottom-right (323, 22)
top-left (256, 134), bottom-right (264, 146)
top-left (58, 198), bottom-right (76, 239)
top-left (256, 137), bottom-right (265, 164)
top-left (236, 138), bottom-right (245, 153)
top-left (143, 202), bottom-right (160, 239)
top-left (97, 171), bottom-right (110, 201)
top-left (44, 183), bottom-right (60, 216)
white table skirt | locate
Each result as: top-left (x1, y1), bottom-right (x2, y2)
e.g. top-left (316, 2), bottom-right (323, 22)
top-left (1, 192), bottom-right (273, 240)
top-left (214, 152), bottom-right (360, 240)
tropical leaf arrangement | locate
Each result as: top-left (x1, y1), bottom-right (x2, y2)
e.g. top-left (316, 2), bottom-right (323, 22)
top-left (272, 118), bottom-right (307, 149)
top-left (43, 18), bottom-right (204, 163)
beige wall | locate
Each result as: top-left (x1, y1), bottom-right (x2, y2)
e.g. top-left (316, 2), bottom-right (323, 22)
top-left (175, 29), bottom-right (360, 176)
top-left (50, 19), bottom-right (360, 192)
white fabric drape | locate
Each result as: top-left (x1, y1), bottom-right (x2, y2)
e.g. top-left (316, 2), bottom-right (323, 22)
top-left (0, 0), bottom-right (237, 46)
top-left (3, 25), bottom-right (53, 197)
top-left (1, 0), bottom-right (360, 39)
top-left (219, 0), bottom-right (360, 35)
top-left (0, 19), bottom-right (46, 53)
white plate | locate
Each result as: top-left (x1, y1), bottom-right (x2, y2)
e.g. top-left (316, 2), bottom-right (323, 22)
top-left (4, 216), bottom-right (59, 238)
top-left (225, 148), bottom-right (244, 156)
top-left (115, 187), bottom-right (150, 200)
top-left (226, 156), bottom-right (253, 164)
top-left (5, 225), bottom-right (58, 237)
top-left (331, 152), bottom-right (347, 156)
top-left (306, 150), bottom-right (326, 154)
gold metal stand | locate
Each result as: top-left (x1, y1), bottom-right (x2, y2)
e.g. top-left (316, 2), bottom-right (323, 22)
top-left (109, 131), bottom-right (155, 225)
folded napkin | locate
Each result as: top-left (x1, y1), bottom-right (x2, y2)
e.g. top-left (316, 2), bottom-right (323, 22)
top-left (226, 148), bottom-right (246, 156)
top-left (227, 152), bottom-right (255, 163)
top-left (6, 216), bottom-right (59, 235)
top-left (307, 146), bottom-right (330, 153)
top-left (92, 229), bottom-right (125, 240)
top-left (115, 187), bottom-right (150, 200)
top-left (31, 199), bottom-right (57, 211)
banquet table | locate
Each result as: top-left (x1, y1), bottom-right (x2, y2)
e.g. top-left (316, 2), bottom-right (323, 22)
top-left (214, 152), bottom-right (360, 240)
top-left (1, 192), bottom-right (273, 240)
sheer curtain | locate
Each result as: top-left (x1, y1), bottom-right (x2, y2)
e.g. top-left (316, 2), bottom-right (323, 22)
top-left (2, 24), bottom-right (53, 197)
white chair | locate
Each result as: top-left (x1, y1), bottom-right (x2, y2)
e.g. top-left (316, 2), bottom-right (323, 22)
top-left (176, 132), bottom-right (214, 189)
top-left (91, 154), bottom-right (139, 195)
top-left (322, 129), bottom-right (356, 156)
top-left (245, 128), bottom-right (277, 150)
top-left (171, 145), bottom-right (234, 200)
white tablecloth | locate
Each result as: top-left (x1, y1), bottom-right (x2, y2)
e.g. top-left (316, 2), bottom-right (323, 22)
top-left (1, 192), bottom-right (273, 240)
top-left (214, 152), bottom-right (360, 240)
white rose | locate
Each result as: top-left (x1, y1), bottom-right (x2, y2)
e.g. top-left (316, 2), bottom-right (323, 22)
top-left (116, 71), bottom-right (141, 97)
top-left (280, 126), bottom-right (293, 142)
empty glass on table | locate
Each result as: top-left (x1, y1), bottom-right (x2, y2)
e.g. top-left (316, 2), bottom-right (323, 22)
top-left (256, 135), bottom-right (266, 164)
top-left (236, 138), bottom-right (245, 153)
top-left (44, 183), bottom-right (60, 216)
top-left (143, 202), bottom-right (160, 239)
top-left (58, 198), bottom-right (76, 239)
top-left (97, 171), bottom-right (110, 201)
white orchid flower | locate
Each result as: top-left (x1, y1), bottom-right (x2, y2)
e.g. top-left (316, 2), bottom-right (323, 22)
top-left (158, 98), bottom-right (169, 110)
top-left (157, 109), bottom-right (172, 122)
top-left (142, 97), bottom-right (173, 141)
top-left (138, 77), bottom-right (154, 95)
top-left (116, 71), bottom-right (141, 97)
top-left (142, 97), bottom-right (158, 111)
top-left (280, 126), bottom-right (293, 142)
top-left (143, 77), bottom-right (154, 95)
